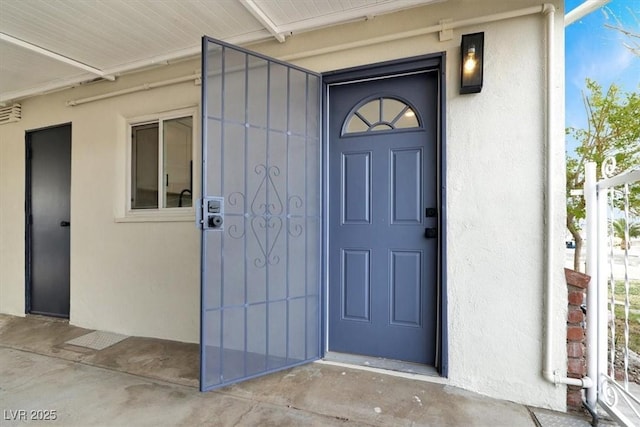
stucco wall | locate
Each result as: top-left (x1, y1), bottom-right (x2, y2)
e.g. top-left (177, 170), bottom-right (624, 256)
top-left (0, 0), bottom-right (567, 411)
top-left (0, 60), bottom-right (203, 341)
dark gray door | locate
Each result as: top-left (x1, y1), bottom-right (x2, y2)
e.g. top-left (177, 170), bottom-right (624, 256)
top-left (329, 72), bottom-right (438, 364)
top-left (27, 124), bottom-right (71, 318)
top-left (200, 38), bottom-right (322, 391)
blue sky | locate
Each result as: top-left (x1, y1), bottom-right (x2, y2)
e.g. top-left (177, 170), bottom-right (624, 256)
top-left (566, 0), bottom-right (640, 154)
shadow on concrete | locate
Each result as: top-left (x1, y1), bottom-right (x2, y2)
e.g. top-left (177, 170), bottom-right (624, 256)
top-left (0, 314), bottom-right (577, 426)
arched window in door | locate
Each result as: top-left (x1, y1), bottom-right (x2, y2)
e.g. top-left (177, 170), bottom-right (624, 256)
top-left (342, 96), bottom-right (421, 135)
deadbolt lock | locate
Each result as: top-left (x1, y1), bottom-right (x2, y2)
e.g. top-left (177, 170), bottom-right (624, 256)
top-left (199, 196), bottom-right (225, 231)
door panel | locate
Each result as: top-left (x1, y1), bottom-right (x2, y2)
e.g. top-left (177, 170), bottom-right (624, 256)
top-left (390, 250), bottom-right (422, 326)
top-left (341, 249), bottom-right (371, 321)
top-left (342, 152), bottom-right (371, 224)
top-left (391, 148), bottom-right (422, 224)
top-left (200, 37), bottom-right (322, 391)
top-left (27, 124), bottom-right (71, 318)
top-left (329, 73), bottom-right (438, 364)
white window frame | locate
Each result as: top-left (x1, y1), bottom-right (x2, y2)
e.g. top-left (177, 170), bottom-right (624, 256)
top-left (122, 107), bottom-right (198, 222)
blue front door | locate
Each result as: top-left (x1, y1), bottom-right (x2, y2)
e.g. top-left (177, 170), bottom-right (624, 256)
top-left (328, 72), bottom-right (438, 364)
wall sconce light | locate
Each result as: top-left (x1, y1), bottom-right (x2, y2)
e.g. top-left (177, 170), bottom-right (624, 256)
top-left (460, 32), bottom-right (484, 94)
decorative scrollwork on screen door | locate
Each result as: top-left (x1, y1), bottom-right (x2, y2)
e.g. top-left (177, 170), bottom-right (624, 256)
top-left (227, 163), bottom-right (304, 268)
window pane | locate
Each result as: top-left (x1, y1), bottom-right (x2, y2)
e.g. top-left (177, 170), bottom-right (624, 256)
top-left (394, 109), bottom-right (419, 129)
top-left (371, 123), bottom-right (393, 131)
top-left (358, 99), bottom-right (379, 125)
top-left (163, 116), bottom-right (193, 208)
top-left (131, 123), bottom-right (159, 209)
top-left (345, 115), bottom-right (368, 133)
top-left (343, 97), bottom-right (420, 135)
top-left (382, 98), bottom-right (406, 123)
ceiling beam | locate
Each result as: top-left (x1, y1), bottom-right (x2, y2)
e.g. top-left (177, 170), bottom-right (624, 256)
top-left (0, 32), bottom-right (115, 81)
top-left (0, 29), bottom-right (273, 104)
top-left (239, 0), bottom-right (286, 43)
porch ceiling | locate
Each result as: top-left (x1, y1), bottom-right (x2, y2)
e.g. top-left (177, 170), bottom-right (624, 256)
top-left (0, 0), bottom-right (444, 104)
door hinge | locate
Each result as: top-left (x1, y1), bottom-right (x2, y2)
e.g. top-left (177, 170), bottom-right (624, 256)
top-left (196, 198), bottom-right (204, 229)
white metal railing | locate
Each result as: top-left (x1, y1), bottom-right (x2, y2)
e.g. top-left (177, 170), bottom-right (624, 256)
top-left (584, 159), bottom-right (640, 426)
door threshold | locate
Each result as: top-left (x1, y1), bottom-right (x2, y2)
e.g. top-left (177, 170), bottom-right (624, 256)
top-left (26, 313), bottom-right (69, 322)
top-left (320, 351), bottom-right (446, 384)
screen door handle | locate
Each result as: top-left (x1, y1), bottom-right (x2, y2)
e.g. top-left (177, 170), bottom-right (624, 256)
top-left (60, 221), bottom-right (70, 227)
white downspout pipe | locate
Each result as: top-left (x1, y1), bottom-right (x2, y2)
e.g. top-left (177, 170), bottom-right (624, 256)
top-left (542, 3), bottom-right (593, 389)
top-left (585, 163), bottom-right (599, 405)
top-left (596, 172), bottom-right (609, 406)
top-left (565, 0), bottom-right (611, 26)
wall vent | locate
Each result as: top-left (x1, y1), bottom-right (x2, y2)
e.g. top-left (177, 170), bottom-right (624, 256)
top-left (0, 103), bottom-right (21, 125)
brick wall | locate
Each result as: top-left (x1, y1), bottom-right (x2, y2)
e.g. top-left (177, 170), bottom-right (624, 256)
top-left (564, 268), bottom-right (590, 413)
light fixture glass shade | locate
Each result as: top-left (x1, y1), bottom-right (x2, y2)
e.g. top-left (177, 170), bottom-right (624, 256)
top-left (460, 32), bottom-right (484, 94)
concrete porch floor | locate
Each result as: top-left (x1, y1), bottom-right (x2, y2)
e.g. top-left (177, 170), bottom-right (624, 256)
top-left (0, 314), bottom-right (592, 426)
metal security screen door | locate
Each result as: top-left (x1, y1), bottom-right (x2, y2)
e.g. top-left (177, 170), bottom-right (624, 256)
top-left (200, 37), bottom-right (322, 391)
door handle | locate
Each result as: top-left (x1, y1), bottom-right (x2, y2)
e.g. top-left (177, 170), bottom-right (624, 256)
top-left (60, 221), bottom-right (70, 227)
